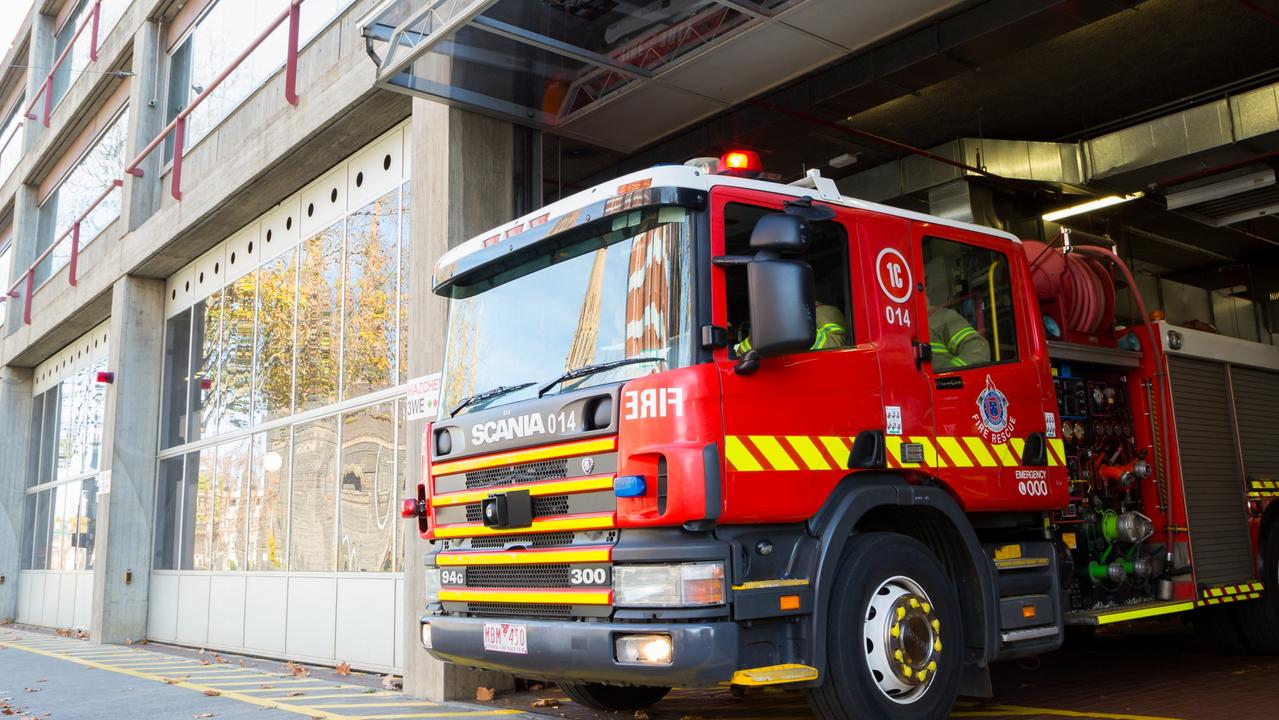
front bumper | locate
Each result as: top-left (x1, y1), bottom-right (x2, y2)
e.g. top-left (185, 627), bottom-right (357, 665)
top-left (423, 615), bottom-right (739, 687)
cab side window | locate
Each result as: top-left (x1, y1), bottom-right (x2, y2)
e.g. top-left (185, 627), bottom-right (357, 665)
top-left (723, 203), bottom-right (854, 355)
top-left (921, 235), bottom-right (1019, 370)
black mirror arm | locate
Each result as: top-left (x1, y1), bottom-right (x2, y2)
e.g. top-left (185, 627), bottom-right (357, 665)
top-left (712, 254), bottom-right (753, 267)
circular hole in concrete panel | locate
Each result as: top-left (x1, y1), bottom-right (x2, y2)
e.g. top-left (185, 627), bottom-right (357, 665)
top-left (383, 154), bottom-right (391, 171)
top-left (214, 262), bottom-right (220, 274)
top-left (330, 188), bottom-right (338, 203)
top-left (307, 202), bottom-right (314, 217)
top-left (172, 290), bottom-right (177, 300)
top-left (286, 217), bottom-right (293, 230)
top-left (230, 252), bottom-right (236, 264)
top-left (248, 241), bottom-right (254, 254)
top-left (356, 171), bottom-right (364, 187)
top-left (266, 230), bottom-right (273, 242)
top-left (185, 281), bottom-right (190, 292)
top-left (199, 272), bottom-right (205, 283)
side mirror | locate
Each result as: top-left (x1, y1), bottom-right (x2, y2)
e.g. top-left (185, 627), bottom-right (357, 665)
top-left (750, 213), bottom-right (809, 253)
top-left (737, 255), bottom-right (815, 374)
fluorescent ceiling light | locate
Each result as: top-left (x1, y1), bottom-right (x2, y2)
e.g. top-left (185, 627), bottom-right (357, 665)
top-left (1043, 192), bottom-right (1145, 222)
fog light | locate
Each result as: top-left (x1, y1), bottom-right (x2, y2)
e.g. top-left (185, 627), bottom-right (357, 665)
top-left (615, 634), bottom-right (672, 665)
top-left (420, 622), bottom-right (432, 649)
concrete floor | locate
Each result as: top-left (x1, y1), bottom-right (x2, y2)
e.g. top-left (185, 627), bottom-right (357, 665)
top-left (2, 619), bottom-right (1274, 720)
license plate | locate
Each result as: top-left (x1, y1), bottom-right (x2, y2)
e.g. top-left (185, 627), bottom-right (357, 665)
top-left (482, 622), bottom-right (528, 655)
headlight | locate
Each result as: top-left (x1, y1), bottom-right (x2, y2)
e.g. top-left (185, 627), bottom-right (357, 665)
top-left (613, 562), bottom-right (725, 607)
top-left (420, 622), bottom-right (433, 649)
top-left (424, 567), bottom-right (441, 604)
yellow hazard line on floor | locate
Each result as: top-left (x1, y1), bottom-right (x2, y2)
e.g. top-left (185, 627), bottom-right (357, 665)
top-left (0, 637), bottom-right (520, 720)
top-left (278, 692), bottom-right (400, 700)
top-left (306, 702), bottom-right (443, 708)
top-left (951, 704), bottom-right (1182, 720)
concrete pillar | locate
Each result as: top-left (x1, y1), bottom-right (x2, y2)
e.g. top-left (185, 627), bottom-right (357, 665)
top-left (0, 365), bottom-right (35, 622)
top-left (89, 275), bottom-right (165, 644)
top-left (401, 99), bottom-right (517, 701)
top-left (121, 20), bottom-right (164, 231)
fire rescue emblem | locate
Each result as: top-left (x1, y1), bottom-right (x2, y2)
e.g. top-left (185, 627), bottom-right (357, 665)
top-left (974, 375), bottom-right (1015, 444)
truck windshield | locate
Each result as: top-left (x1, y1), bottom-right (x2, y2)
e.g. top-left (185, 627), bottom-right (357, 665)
top-left (440, 206), bottom-right (697, 417)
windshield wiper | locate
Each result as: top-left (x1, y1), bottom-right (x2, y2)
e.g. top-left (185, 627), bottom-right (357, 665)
top-left (449, 382), bottom-right (536, 417)
top-left (537, 357), bottom-right (667, 398)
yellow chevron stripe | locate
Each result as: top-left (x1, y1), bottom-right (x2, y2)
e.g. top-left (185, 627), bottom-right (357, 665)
top-left (884, 437), bottom-right (918, 468)
top-left (725, 436), bottom-right (763, 472)
top-left (963, 437), bottom-right (998, 467)
top-left (1048, 438), bottom-right (1066, 466)
top-left (992, 443), bottom-right (1018, 467)
top-left (820, 436), bottom-right (850, 466)
top-left (1010, 438), bottom-right (1026, 463)
top-left (432, 513), bottom-right (614, 539)
top-left (432, 475), bottom-right (615, 507)
top-left (437, 547), bottom-right (611, 566)
top-left (786, 436), bottom-right (831, 471)
top-left (937, 436), bottom-right (974, 468)
top-left (911, 436), bottom-right (944, 468)
top-left (431, 436), bottom-right (617, 475)
top-left (751, 435), bottom-right (799, 471)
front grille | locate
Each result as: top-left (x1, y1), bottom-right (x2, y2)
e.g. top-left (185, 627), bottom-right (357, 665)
top-left (466, 459), bottom-right (568, 489)
top-left (463, 602), bottom-right (572, 619)
top-left (467, 532), bottom-right (577, 549)
top-left (465, 564), bottom-right (572, 588)
top-left (464, 495), bottom-right (572, 523)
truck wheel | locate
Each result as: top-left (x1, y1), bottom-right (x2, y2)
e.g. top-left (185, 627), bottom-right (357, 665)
top-left (1233, 522), bottom-right (1279, 654)
top-left (558, 683), bottom-right (670, 711)
top-left (807, 532), bottom-right (962, 720)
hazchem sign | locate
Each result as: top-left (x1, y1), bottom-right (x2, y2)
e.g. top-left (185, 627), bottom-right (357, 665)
top-left (405, 373), bottom-right (443, 421)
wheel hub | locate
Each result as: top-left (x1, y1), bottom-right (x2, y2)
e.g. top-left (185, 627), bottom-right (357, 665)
top-left (863, 576), bottom-right (941, 704)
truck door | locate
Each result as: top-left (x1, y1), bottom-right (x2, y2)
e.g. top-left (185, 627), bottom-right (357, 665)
top-left (711, 188), bottom-right (883, 524)
top-left (910, 223), bottom-right (1055, 510)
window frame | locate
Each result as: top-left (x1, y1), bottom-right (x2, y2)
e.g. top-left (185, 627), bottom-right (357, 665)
top-left (917, 231), bottom-right (1025, 373)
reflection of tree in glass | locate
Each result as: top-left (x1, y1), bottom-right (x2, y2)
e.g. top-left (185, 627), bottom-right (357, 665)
top-left (248, 430), bottom-right (289, 570)
top-left (295, 226), bottom-right (342, 411)
top-left (255, 252), bottom-right (297, 424)
top-left (339, 404), bottom-right (395, 572)
top-left (344, 192), bottom-right (399, 399)
top-left (212, 275), bottom-right (256, 432)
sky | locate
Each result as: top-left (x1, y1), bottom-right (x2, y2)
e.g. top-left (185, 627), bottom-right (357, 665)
top-left (2, 0), bottom-right (36, 54)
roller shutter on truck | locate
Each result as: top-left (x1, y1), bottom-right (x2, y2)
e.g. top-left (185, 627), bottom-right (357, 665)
top-left (1231, 366), bottom-right (1279, 484)
top-left (1166, 357), bottom-right (1255, 587)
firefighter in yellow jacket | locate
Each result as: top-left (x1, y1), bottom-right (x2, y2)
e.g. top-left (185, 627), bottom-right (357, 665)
top-left (735, 302), bottom-right (848, 354)
top-left (929, 305), bottom-right (990, 368)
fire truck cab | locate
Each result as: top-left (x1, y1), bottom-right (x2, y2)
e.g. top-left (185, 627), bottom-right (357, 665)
top-left (408, 156), bottom-right (1279, 720)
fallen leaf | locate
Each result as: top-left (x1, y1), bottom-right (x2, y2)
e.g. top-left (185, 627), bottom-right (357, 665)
top-left (381, 674), bottom-right (401, 690)
top-left (198, 648), bottom-right (207, 654)
top-left (258, 685), bottom-right (273, 690)
top-left (285, 661), bottom-right (309, 677)
top-left (238, 659), bottom-right (246, 668)
top-left (202, 690), bottom-right (221, 697)
top-left (681, 715), bottom-right (705, 720)
top-left (532, 699), bottom-right (559, 708)
top-left (199, 660), bottom-right (213, 666)
top-left (287, 691), bottom-right (305, 697)
top-left (213, 654), bottom-right (227, 664)
top-left (476, 687), bottom-right (496, 702)
top-left (634, 712), bottom-right (650, 720)
top-left (139, 639), bottom-right (149, 645)
top-left (20, 690), bottom-right (39, 694)
top-left (528, 683), bottom-right (544, 691)
top-left (0, 618), bottom-right (13, 625)
top-left (194, 714), bottom-right (217, 719)
top-left (124, 638), bottom-right (133, 646)
top-left (162, 678), bottom-right (183, 685)
top-left (361, 688), bottom-right (376, 694)
top-left (334, 662), bottom-right (351, 676)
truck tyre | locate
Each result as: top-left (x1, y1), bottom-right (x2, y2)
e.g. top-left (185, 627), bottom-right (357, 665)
top-left (557, 683), bottom-right (670, 711)
top-left (807, 532), bottom-right (962, 720)
top-left (1233, 522), bottom-right (1279, 654)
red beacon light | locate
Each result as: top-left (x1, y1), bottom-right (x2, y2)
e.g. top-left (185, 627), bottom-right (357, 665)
top-left (718, 149), bottom-right (763, 178)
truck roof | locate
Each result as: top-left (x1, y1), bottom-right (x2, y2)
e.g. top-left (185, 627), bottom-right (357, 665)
top-left (437, 165), bottom-right (1022, 275)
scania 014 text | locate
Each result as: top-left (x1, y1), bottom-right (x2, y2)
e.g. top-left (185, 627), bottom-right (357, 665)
top-left (400, 157), bottom-right (1279, 720)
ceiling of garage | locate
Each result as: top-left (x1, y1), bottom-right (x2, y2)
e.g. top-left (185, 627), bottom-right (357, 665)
top-left (544, 0), bottom-right (1279, 295)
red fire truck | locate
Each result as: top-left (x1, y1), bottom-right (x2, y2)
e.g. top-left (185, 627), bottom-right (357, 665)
top-left (402, 151), bottom-right (1279, 719)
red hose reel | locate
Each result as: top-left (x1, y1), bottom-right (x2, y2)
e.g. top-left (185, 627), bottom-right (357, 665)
top-left (1022, 240), bottom-right (1116, 337)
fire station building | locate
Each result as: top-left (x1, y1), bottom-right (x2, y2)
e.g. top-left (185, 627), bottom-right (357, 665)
top-left (0, 0), bottom-right (1277, 702)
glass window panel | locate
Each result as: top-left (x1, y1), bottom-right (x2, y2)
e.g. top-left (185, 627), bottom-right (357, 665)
top-left (0, 99), bottom-right (22, 187)
top-left (921, 236), bottom-right (1020, 369)
top-left (289, 415), bottom-right (337, 572)
top-left (220, 274), bottom-right (257, 433)
top-left (67, 369), bottom-right (90, 476)
top-left (254, 251), bottom-right (296, 424)
top-left (248, 428), bottom-right (289, 570)
top-left (211, 437), bottom-right (249, 570)
top-left (26, 393), bottom-right (44, 489)
top-left (161, 310), bottom-right (194, 448)
top-left (50, 1), bottom-right (89, 107)
top-left (338, 403), bottom-right (395, 572)
top-left (395, 399), bottom-right (407, 572)
top-left (164, 38), bottom-right (192, 161)
top-left (20, 493), bottom-right (36, 570)
top-left (185, 0), bottom-right (261, 148)
top-left (154, 455), bottom-right (185, 570)
top-left (399, 182), bottom-right (410, 384)
top-left (35, 108), bottom-right (129, 284)
top-left (75, 477), bottom-right (97, 570)
top-left (56, 378), bottom-right (76, 481)
top-left (32, 490), bottom-right (53, 570)
top-left (343, 191), bottom-right (399, 399)
top-left (86, 358), bottom-right (107, 472)
top-left (49, 482), bottom-right (71, 570)
top-left (295, 224), bottom-right (343, 412)
top-left (187, 448), bottom-right (215, 571)
top-left (190, 291), bottom-right (224, 441)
